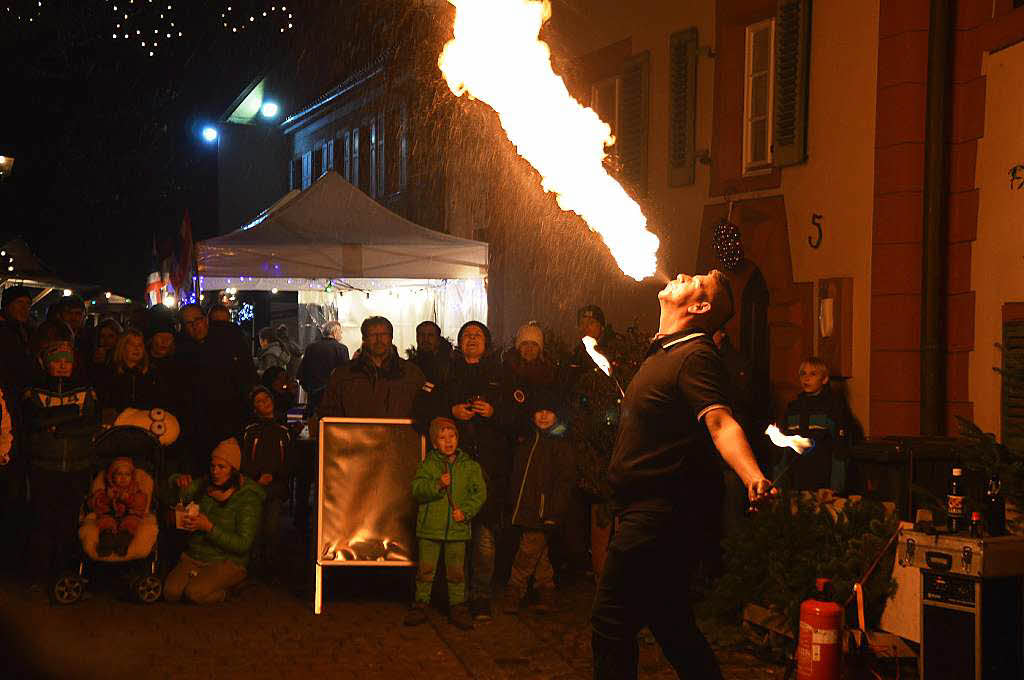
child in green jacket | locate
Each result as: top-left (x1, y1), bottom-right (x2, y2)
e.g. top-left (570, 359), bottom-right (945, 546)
top-left (405, 417), bottom-right (486, 630)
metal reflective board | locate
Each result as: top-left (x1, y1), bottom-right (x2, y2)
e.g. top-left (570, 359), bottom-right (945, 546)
top-left (317, 418), bottom-right (425, 566)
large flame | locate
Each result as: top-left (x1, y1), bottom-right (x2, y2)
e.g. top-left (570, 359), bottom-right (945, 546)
top-left (438, 0), bottom-right (659, 281)
top-left (765, 424), bottom-right (814, 455)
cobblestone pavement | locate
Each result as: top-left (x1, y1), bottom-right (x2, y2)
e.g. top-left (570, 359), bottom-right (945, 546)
top-left (0, 564), bottom-right (784, 680)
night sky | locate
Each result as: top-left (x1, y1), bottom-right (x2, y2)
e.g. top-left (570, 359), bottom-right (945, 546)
top-left (1, 1), bottom-right (304, 298)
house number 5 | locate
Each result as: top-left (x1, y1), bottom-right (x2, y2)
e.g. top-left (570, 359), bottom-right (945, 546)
top-left (808, 213), bottom-right (824, 249)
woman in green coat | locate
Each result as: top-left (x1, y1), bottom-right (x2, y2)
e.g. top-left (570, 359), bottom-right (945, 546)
top-left (164, 438), bottom-right (265, 604)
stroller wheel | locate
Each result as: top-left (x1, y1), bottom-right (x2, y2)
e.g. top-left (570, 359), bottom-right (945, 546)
top-left (132, 575), bottom-right (162, 604)
top-left (52, 573), bottom-right (85, 605)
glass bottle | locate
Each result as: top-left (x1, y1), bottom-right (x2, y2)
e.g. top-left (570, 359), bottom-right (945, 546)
top-left (947, 467), bottom-right (965, 533)
top-left (984, 473), bottom-right (1006, 537)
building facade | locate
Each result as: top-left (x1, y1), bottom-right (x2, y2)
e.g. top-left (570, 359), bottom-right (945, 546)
top-left (215, 0), bottom-right (1024, 441)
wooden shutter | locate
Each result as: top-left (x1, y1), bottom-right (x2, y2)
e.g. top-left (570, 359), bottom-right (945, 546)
top-left (343, 130), bottom-right (352, 181)
top-left (313, 145), bottom-right (324, 179)
top-left (301, 151), bottom-right (312, 189)
top-left (368, 119), bottom-right (378, 198)
top-left (376, 111), bottom-right (386, 197)
top-left (774, 0), bottom-right (812, 167)
top-left (1003, 318), bottom-right (1024, 452)
top-left (669, 28), bottom-right (698, 187)
top-left (290, 157), bottom-right (302, 191)
top-left (352, 128), bottom-right (360, 188)
top-left (618, 51), bottom-right (650, 196)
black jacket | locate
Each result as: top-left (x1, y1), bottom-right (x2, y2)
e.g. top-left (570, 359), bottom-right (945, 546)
top-left (318, 347), bottom-right (426, 420)
top-left (501, 350), bottom-right (559, 437)
top-left (240, 418), bottom-right (293, 500)
top-left (298, 338), bottom-right (349, 396)
top-left (410, 342), bottom-right (453, 388)
top-left (176, 322), bottom-right (257, 441)
top-left (99, 365), bottom-right (163, 414)
top-left (23, 374), bottom-right (100, 473)
top-left (508, 426), bottom-right (575, 529)
top-left (0, 315), bottom-right (32, 404)
top-left (436, 352), bottom-right (512, 525)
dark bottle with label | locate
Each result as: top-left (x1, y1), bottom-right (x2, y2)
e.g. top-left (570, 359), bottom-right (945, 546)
top-left (947, 467), bottom-right (966, 533)
top-left (985, 473), bottom-right (1006, 537)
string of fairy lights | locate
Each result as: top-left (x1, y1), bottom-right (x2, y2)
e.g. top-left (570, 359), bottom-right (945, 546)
top-left (110, 1), bottom-right (183, 58)
top-left (221, 4), bottom-right (293, 35)
top-left (5, 2), bottom-right (296, 58)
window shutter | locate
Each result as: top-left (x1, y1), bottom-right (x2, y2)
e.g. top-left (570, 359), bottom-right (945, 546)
top-left (377, 111), bottom-right (386, 197)
top-left (343, 130), bottom-right (352, 181)
top-left (618, 50), bottom-right (650, 196)
top-left (313, 145), bottom-right (324, 180)
top-left (352, 128), bottom-right (360, 188)
top-left (774, 0), bottom-right (811, 167)
top-left (669, 28), bottom-right (698, 187)
top-left (1003, 319), bottom-right (1024, 452)
top-left (369, 120), bottom-right (378, 198)
top-left (326, 139), bottom-right (335, 171)
top-left (302, 151), bottom-right (312, 189)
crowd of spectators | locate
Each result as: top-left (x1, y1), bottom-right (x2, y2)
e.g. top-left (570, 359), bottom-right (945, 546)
top-left (0, 285), bottom-right (626, 613)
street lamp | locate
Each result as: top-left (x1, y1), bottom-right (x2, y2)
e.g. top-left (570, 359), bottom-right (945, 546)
top-left (201, 126), bottom-right (219, 143)
top-left (261, 101), bottom-right (279, 119)
top-left (0, 155), bottom-right (13, 179)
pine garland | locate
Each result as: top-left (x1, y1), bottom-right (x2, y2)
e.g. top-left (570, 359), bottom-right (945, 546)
top-left (705, 494), bottom-right (898, 635)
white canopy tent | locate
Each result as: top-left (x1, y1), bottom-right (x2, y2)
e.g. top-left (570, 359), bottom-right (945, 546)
top-left (197, 171), bottom-right (489, 351)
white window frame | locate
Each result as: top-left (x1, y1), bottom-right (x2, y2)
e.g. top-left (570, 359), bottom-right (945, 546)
top-left (590, 76), bottom-right (621, 141)
top-left (743, 19), bottom-right (775, 176)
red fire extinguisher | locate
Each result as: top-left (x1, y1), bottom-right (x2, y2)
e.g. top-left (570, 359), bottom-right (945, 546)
top-left (796, 578), bottom-right (842, 680)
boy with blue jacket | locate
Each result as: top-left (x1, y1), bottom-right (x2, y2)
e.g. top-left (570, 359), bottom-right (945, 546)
top-left (405, 417), bottom-right (486, 630)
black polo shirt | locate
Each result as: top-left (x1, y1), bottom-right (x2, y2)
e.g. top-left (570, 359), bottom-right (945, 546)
top-left (606, 328), bottom-right (731, 512)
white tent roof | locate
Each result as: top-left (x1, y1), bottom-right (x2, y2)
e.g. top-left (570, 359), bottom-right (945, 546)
top-left (197, 171), bottom-right (487, 288)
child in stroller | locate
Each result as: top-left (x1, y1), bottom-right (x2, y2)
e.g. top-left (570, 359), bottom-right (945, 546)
top-left (87, 457), bottom-right (151, 557)
top-left (53, 408), bottom-right (179, 605)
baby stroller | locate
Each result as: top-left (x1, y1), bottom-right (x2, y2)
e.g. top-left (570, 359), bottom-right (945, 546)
top-left (52, 408), bottom-right (178, 605)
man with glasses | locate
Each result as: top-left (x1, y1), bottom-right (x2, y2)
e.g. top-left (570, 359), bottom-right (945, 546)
top-left (177, 304), bottom-right (257, 474)
top-left (318, 316), bottom-right (426, 420)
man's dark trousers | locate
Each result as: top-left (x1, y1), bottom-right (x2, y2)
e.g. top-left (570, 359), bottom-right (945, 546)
top-left (591, 508), bottom-right (723, 680)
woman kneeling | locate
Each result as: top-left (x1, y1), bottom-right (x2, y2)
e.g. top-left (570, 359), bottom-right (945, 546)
top-left (164, 438), bottom-right (264, 604)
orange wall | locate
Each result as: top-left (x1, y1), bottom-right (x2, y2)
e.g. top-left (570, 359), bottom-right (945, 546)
top-left (971, 42), bottom-right (1024, 436)
top-left (782, 0), bottom-right (880, 431)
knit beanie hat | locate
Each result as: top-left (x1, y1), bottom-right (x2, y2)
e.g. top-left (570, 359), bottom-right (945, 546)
top-left (2, 285), bottom-right (33, 309)
top-left (527, 387), bottom-right (561, 416)
top-left (457, 320), bottom-right (491, 351)
top-left (515, 323), bottom-right (544, 352)
top-left (428, 417), bottom-right (458, 447)
top-left (145, 315), bottom-right (176, 341)
top-left (211, 437), bottom-right (242, 470)
top-left (43, 340), bottom-right (75, 366)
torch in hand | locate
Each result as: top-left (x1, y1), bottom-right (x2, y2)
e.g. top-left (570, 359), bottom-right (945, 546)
top-left (582, 336), bottom-right (625, 398)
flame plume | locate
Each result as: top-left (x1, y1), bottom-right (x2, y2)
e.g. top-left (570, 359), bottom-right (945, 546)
top-left (765, 424), bottom-right (814, 455)
top-left (438, 0), bottom-right (660, 281)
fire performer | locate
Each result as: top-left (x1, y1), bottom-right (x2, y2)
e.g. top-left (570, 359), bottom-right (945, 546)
top-left (591, 270), bottom-right (775, 680)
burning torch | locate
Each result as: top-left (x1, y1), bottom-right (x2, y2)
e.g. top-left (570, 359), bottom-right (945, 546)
top-left (764, 424), bottom-right (815, 488)
top-left (582, 336), bottom-right (625, 398)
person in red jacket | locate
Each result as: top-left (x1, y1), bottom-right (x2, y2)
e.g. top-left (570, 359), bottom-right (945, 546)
top-left (89, 457), bottom-right (148, 556)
